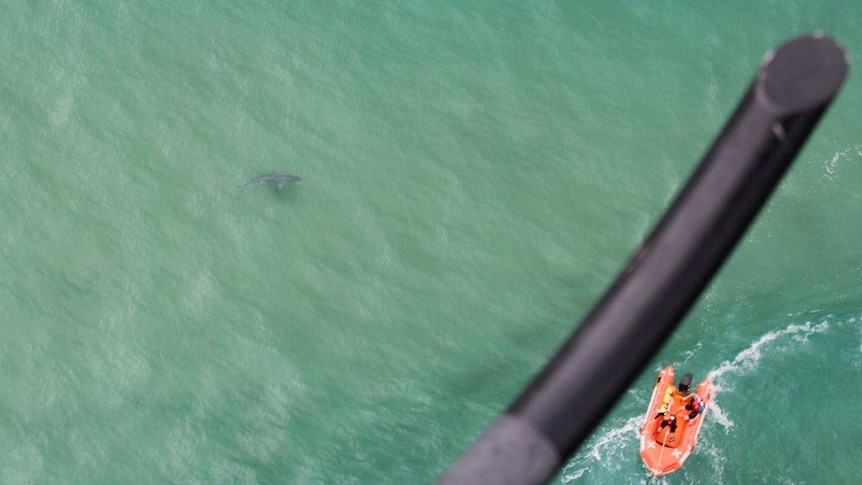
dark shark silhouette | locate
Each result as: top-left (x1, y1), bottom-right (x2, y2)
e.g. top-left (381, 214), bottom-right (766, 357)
top-left (238, 172), bottom-right (301, 192)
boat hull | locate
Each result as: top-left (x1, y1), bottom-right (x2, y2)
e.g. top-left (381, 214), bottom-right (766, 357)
top-left (639, 366), bottom-right (713, 477)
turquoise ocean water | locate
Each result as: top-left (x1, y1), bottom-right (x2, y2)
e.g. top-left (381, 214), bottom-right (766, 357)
top-left (2, 1), bottom-right (861, 483)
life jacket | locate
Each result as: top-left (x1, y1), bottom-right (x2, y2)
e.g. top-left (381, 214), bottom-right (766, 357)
top-left (694, 396), bottom-right (705, 413)
top-left (686, 393), bottom-right (705, 413)
top-left (659, 386), bottom-right (674, 413)
top-left (660, 380), bottom-right (694, 413)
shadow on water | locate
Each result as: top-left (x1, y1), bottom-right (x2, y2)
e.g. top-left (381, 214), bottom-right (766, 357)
top-left (238, 181), bottom-right (302, 200)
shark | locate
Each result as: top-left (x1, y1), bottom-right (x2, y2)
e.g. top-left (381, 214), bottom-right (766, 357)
top-left (238, 172), bottom-right (301, 192)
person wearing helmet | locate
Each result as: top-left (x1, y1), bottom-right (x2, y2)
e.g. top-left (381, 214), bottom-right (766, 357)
top-left (685, 392), bottom-right (706, 422)
top-left (653, 413), bottom-right (678, 435)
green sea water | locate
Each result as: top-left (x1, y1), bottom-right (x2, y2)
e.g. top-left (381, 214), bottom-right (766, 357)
top-left (1, 1), bottom-right (861, 483)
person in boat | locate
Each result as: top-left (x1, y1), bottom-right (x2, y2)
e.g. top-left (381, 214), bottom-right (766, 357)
top-left (655, 373), bottom-right (695, 417)
top-left (685, 392), bottom-right (706, 421)
top-left (654, 414), bottom-right (678, 435)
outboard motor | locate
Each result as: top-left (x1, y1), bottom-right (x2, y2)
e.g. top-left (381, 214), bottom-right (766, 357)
top-left (678, 373), bottom-right (693, 393)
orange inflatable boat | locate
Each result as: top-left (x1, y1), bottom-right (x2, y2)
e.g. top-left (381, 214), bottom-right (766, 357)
top-left (639, 366), bottom-right (713, 477)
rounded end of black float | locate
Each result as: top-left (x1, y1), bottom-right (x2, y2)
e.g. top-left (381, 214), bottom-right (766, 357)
top-left (759, 34), bottom-right (848, 115)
